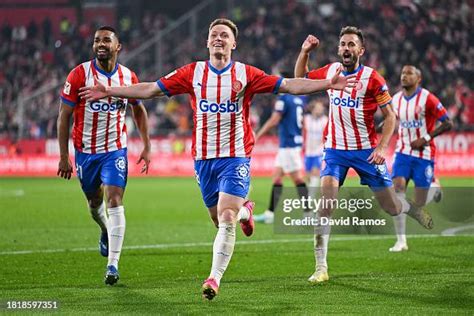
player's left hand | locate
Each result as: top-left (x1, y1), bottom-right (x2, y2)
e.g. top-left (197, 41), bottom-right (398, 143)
top-left (410, 138), bottom-right (427, 150)
top-left (78, 76), bottom-right (109, 101)
top-left (367, 145), bottom-right (386, 164)
top-left (137, 148), bottom-right (151, 174)
top-left (329, 67), bottom-right (358, 93)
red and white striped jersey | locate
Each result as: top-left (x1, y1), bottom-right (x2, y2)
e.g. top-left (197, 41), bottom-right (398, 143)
top-left (157, 61), bottom-right (282, 160)
top-left (60, 59), bottom-right (139, 154)
top-left (307, 63), bottom-right (392, 150)
top-left (304, 114), bottom-right (328, 156)
top-left (392, 87), bottom-right (448, 160)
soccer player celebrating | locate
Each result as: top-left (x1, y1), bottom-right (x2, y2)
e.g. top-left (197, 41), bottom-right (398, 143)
top-left (389, 65), bottom-right (453, 252)
top-left (304, 100), bottom-right (328, 197)
top-left (253, 93), bottom-right (309, 224)
top-left (57, 26), bottom-right (151, 285)
top-left (295, 27), bottom-right (434, 284)
top-left (79, 18), bottom-right (357, 300)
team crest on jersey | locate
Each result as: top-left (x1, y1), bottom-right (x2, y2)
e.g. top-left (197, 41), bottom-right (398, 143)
top-left (115, 157), bottom-right (127, 172)
top-left (164, 70), bottom-right (177, 79)
top-left (232, 80), bottom-right (243, 93)
top-left (63, 81), bottom-right (71, 95)
top-left (236, 163), bottom-right (250, 179)
top-left (355, 81), bottom-right (364, 91)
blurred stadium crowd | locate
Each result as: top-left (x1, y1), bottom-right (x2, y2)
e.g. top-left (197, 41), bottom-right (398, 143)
top-left (0, 0), bottom-right (472, 141)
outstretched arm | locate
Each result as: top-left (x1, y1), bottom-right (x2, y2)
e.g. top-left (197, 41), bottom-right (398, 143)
top-left (280, 67), bottom-right (357, 95)
top-left (255, 112), bottom-right (282, 142)
top-left (294, 35), bottom-right (319, 78)
top-left (79, 80), bottom-right (165, 101)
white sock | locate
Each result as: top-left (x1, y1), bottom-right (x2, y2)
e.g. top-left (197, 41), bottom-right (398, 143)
top-left (426, 181), bottom-right (440, 204)
top-left (309, 176), bottom-right (320, 187)
top-left (107, 206), bottom-right (126, 268)
top-left (393, 192), bottom-right (407, 244)
top-left (237, 205), bottom-right (250, 222)
top-left (209, 223), bottom-right (236, 285)
top-left (308, 176), bottom-right (320, 197)
top-left (396, 191), bottom-right (411, 213)
top-left (90, 201), bottom-right (107, 232)
top-left (314, 212), bottom-right (331, 271)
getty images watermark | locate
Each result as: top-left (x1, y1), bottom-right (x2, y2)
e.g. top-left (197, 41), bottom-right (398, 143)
top-left (280, 195), bottom-right (388, 227)
top-left (273, 187), bottom-right (474, 234)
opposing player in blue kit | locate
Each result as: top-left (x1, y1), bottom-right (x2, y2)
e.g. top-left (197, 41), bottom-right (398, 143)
top-left (254, 93), bottom-right (309, 224)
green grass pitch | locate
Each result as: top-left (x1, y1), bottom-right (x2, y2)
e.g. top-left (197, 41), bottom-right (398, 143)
top-left (0, 177), bottom-right (473, 314)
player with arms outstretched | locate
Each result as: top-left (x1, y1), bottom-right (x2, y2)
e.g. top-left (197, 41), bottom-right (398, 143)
top-left (295, 27), bottom-right (434, 284)
top-left (389, 65), bottom-right (452, 252)
top-left (79, 19), bottom-right (357, 300)
top-left (57, 26), bottom-right (151, 285)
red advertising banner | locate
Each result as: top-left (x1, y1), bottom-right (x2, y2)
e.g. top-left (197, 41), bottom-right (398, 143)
top-left (1, 133), bottom-right (473, 177)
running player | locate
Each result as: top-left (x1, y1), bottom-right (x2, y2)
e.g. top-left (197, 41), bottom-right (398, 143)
top-left (79, 18), bottom-right (357, 299)
top-left (295, 27), bottom-right (434, 284)
top-left (389, 65), bottom-right (453, 252)
top-left (253, 93), bottom-right (308, 224)
top-left (57, 26), bottom-right (151, 285)
top-left (304, 100), bottom-right (328, 197)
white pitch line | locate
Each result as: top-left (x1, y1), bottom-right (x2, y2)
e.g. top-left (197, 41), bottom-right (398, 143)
top-left (0, 189), bottom-right (25, 197)
top-left (441, 224), bottom-right (474, 236)
top-left (0, 234), bottom-right (454, 256)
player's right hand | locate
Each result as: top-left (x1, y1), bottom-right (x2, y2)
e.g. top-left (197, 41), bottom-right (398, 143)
top-left (301, 35), bottom-right (319, 53)
top-left (57, 157), bottom-right (73, 180)
top-left (78, 76), bottom-right (108, 101)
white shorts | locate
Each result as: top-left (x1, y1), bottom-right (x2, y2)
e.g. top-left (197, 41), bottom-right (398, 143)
top-left (275, 147), bottom-right (303, 173)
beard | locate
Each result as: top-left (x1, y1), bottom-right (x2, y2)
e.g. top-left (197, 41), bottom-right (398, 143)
top-left (341, 53), bottom-right (358, 68)
top-left (95, 50), bottom-right (112, 62)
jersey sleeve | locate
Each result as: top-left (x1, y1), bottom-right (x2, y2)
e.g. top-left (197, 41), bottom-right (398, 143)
top-left (274, 95), bottom-right (286, 113)
top-left (426, 92), bottom-right (448, 121)
top-left (129, 71), bottom-right (140, 106)
top-left (156, 63), bottom-right (194, 97)
top-left (60, 66), bottom-right (85, 107)
top-left (246, 65), bottom-right (283, 95)
top-left (368, 71), bottom-right (392, 108)
top-left (305, 64), bottom-right (330, 80)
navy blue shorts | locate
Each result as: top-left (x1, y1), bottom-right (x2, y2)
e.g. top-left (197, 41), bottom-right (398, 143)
top-left (321, 148), bottom-right (392, 190)
top-left (392, 152), bottom-right (434, 188)
top-left (305, 155), bottom-right (323, 172)
top-left (75, 148), bottom-right (128, 193)
top-left (194, 157), bottom-right (251, 208)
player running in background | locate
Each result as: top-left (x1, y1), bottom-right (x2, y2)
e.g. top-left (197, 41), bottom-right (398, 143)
top-left (57, 26), bottom-right (151, 285)
top-left (295, 27), bottom-right (434, 284)
top-left (253, 93), bottom-right (309, 224)
top-left (389, 65), bottom-right (453, 252)
top-left (79, 18), bottom-right (357, 300)
top-left (303, 100), bottom-right (328, 197)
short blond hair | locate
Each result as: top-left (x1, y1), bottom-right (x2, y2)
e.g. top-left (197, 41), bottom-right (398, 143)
top-left (209, 18), bottom-right (238, 39)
